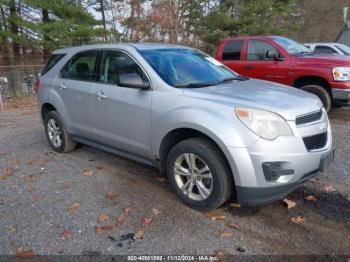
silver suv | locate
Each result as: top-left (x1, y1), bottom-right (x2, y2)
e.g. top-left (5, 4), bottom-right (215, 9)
top-left (37, 43), bottom-right (334, 210)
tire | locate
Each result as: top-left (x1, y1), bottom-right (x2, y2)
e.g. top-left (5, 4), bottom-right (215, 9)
top-left (301, 84), bottom-right (332, 112)
top-left (166, 137), bottom-right (233, 210)
top-left (44, 111), bottom-right (77, 153)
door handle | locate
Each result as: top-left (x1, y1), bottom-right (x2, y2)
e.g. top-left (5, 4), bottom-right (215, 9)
top-left (245, 65), bottom-right (254, 69)
top-left (96, 91), bottom-right (107, 100)
top-left (60, 83), bottom-right (67, 90)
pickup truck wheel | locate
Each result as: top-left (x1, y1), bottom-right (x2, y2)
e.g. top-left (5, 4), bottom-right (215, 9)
top-left (166, 138), bottom-right (233, 210)
top-left (301, 84), bottom-right (332, 112)
top-left (44, 111), bottom-right (77, 153)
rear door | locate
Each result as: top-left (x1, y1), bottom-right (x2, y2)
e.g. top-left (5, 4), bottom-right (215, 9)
top-left (92, 50), bottom-right (153, 158)
top-left (219, 39), bottom-right (246, 74)
top-left (55, 50), bottom-right (98, 139)
top-left (241, 39), bottom-right (290, 84)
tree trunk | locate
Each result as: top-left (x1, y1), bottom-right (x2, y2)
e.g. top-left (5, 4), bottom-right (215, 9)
top-left (42, 8), bottom-right (50, 61)
top-left (8, 0), bottom-right (22, 96)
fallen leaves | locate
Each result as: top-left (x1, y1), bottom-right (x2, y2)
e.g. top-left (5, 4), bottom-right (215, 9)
top-left (291, 216), bottom-right (305, 224)
top-left (142, 217), bottom-right (153, 226)
top-left (97, 213), bottom-right (109, 223)
top-left (105, 192), bottom-right (117, 200)
top-left (68, 203), bottom-right (80, 214)
top-left (205, 211), bottom-right (225, 221)
top-left (26, 159), bottom-right (47, 167)
top-left (31, 195), bottom-right (41, 202)
top-left (214, 250), bottom-right (225, 260)
top-left (123, 207), bottom-right (133, 215)
top-left (16, 247), bottom-right (35, 259)
top-left (133, 230), bottom-right (144, 240)
top-left (95, 225), bottom-right (113, 234)
top-left (220, 231), bottom-right (233, 238)
top-left (115, 216), bottom-right (124, 227)
top-left (6, 225), bottom-right (16, 233)
top-left (1, 167), bottom-right (15, 176)
top-left (227, 221), bottom-right (239, 229)
top-left (95, 165), bottom-right (104, 170)
top-left (82, 169), bottom-right (95, 177)
top-left (229, 203), bottom-right (241, 208)
top-left (60, 229), bottom-right (72, 240)
top-left (282, 198), bottom-right (296, 209)
top-left (0, 149), bottom-right (6, 156)
top-left (305, 195), bottom-right (317, 202)
top-left (152, 208), bottom-right (161, 216)
top-left (324, 185), bottom-right (336, 192)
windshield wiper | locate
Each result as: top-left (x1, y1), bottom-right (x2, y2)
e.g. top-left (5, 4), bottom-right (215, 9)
top-left (175, 82), bottom-right (215, 88)
top-left (213, 76), bottom-right (248, 86)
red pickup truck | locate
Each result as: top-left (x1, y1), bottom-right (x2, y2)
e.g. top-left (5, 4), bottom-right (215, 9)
top-left (216, 35), bottom-right (350, 111)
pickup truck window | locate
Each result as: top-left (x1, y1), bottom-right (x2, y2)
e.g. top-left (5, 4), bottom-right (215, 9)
top-left (247, 40), bottom-right (278, 61)
top-left (222, 40), bottom-right (243, 60)
top-left (314, 46), bottom-right (337, 54)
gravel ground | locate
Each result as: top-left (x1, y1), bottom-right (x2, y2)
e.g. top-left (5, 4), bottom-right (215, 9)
top-left (0, 104), bottom-right (349, 257)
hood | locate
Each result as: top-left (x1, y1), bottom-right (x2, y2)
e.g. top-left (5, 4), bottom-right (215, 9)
top-left (183, 79), bottom-right (323, 120)
top-left (295, 53), bottom-right (350, 66)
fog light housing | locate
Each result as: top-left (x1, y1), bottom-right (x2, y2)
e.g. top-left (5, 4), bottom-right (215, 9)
top-left (262, 162), bottom-right (294, 182)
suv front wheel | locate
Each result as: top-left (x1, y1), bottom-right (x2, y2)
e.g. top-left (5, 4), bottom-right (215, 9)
top-left (44, 111), bottom-right (77, 153)
top-left (166, 138), bottom-right (233, 210)
top-left (301, 84), bottom-right (332, 112)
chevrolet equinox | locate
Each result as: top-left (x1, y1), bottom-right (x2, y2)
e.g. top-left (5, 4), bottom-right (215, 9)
top-left (36, 43), bottom-right (334, 210)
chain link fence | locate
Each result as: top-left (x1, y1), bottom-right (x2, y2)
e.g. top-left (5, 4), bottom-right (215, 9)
top-left (0, 59), bottom-right (44, 109)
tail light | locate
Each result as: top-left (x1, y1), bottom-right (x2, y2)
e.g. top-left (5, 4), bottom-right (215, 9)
top-left (34, 79), bottom-right (41, 93)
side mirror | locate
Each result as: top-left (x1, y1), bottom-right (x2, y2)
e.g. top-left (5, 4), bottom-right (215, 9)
top-left (266, 49), bottom-right (279, 61)
top-left (119, 73), bottom-right (151, 90)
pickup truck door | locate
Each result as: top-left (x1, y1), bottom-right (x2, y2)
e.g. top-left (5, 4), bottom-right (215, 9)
top-left (240, 39), bottom-right (291, 85)
top-left (92, 50), bottom-right (153, 158)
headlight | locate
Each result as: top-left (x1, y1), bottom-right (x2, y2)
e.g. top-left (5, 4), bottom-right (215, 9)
top-left (235, 108), bottom-right (293, 140)
top-left (332, 67), bottom-right (350, 81)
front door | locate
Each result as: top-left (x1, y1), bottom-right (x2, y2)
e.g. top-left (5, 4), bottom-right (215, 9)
top-left (93, 50), bottom-right (153, 158)
top-left (242, 39), bottom-right (290, 85)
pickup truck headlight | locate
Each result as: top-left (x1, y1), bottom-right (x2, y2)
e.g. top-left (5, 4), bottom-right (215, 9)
top-left (235, 108), bottom-right (293, 140)
top-left (332, 67), bottom-right (350, 81)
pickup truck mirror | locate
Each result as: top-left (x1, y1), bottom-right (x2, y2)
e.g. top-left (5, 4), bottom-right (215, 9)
top-left (119, 73), bottom-right (151, 90)
top-left (266, 50), bottom-right (280, 61)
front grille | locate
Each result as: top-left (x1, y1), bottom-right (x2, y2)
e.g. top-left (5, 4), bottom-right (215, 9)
top-left (296, 110), bottom-right (322, 125)
top-left (303, 132), bottom-right (327, 151)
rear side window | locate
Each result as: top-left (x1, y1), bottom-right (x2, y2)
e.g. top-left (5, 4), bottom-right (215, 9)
top-left (60, 51), bottom-right (99, 81)
top-left (314, 46), bottom-right (337, 54)
top-left (42, 54), bottom-right (65, 75)
top-left (222, 40), bottom-right (243, 60)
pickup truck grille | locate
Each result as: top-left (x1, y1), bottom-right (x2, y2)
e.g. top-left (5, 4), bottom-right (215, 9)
top-left (303, 132), bottom-right (327, 151)
top-left (296, 110), bottom-right (322, 125)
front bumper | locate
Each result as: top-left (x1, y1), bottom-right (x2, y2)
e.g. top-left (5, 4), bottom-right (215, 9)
top-left (332, 88), bottom-right (350, 100)
top-left (226, 110), bottom-right (333, 206)
top-left (330, 82), bottom-right (350, 100)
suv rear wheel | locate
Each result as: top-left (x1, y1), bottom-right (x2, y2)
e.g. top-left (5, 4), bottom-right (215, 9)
top-left (44, 111), bottom-right (77, 153)
top-left (166, 138), bottom-right (233, 210)
top-left (301, 84), bottom-right (332, 112)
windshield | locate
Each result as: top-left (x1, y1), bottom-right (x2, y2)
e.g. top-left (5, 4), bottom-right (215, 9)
top-left (336, 44), bottom-right (350, 55)
top-left (139, 48), bottom-right (241, 88)
top-left (272, 36), bottom-right (313, 56)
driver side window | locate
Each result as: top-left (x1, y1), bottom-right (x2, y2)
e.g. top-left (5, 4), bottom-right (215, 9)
top-left (99, 50), bottom-right (148, 87)
top-left (247, 40), bottom-right (280, 61)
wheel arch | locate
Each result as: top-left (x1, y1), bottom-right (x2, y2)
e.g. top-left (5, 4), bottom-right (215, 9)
top-left (292, 75), bottom-right (332, 97)
top-left (158, 127), bottom-right (238, 188)
top-left (41, 103), bottom-right (57, 121)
